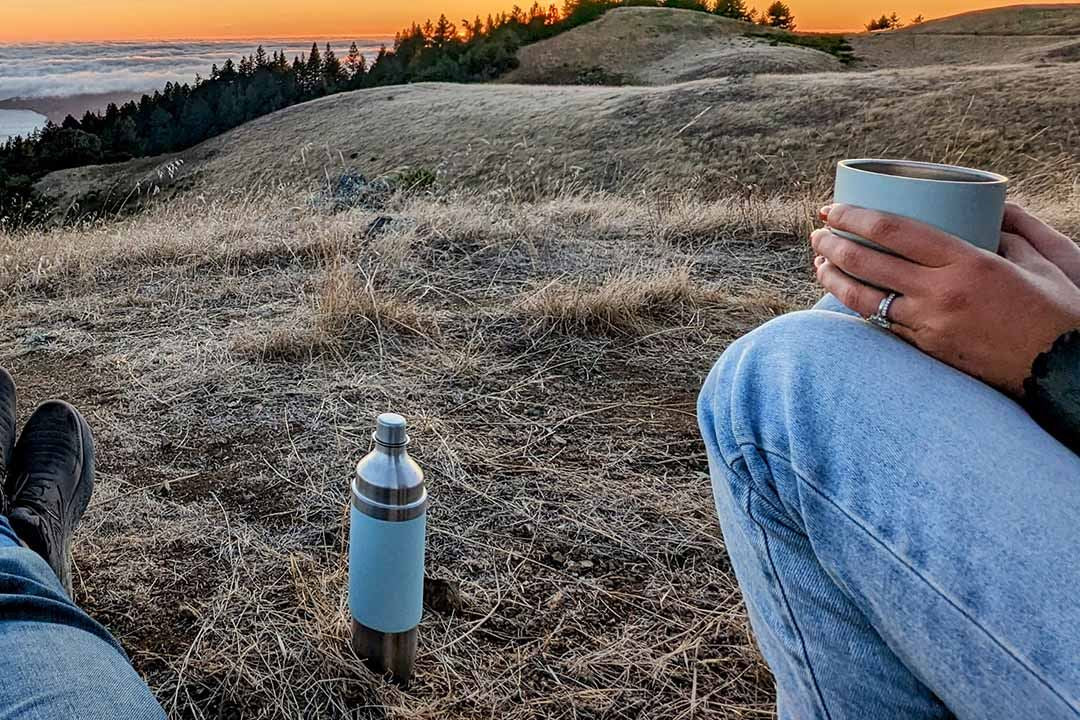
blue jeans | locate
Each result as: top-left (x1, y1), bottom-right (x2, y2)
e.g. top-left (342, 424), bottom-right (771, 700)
top-left (697, 296), bottom-right (1080, 720)
top-left (0, 517), bottom-right (164, 719)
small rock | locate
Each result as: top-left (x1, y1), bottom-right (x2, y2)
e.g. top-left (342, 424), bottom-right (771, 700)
top-left (365, 215), bottom-right (394, 237)
top-left (551, 551), bottom-right (565, 564)
top-left (578, 560), bottom-right (594, 570)
top-left (551, 434), bottom-right (567, 446)
top-left (424, 577), bottom-right (466, 614)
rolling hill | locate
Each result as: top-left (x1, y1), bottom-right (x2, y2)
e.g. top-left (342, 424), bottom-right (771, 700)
top-left (503, 6), bottom-right (841, 85)
top-left (851, 3), bottom-right (1080, 67)
top-left (902, 2), bottom-right (1080, 34)
top-left (37, 61), bottom-right (1080, 216)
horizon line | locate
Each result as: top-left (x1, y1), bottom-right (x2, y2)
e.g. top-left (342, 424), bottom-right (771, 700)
top-left (0, 34), bottom-right (399, 46)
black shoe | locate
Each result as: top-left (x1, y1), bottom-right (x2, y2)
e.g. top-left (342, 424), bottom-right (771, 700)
top-left (0, 369), bottom-right (15, 515)
top-left (6, 400), bottom-right (95, 595)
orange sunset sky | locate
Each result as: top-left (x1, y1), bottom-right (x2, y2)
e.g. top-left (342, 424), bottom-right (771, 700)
top-left (0, 0), bottom-right (1071, 41)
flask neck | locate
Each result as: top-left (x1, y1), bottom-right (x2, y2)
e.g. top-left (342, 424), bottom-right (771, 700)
top-left (373, 434), bottom-right (409, 457)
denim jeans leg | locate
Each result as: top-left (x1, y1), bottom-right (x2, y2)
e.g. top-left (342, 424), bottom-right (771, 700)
top-left (698, 309), bottom-right (1080, 720)
top-left (0, 516), bottom-right (165, 719)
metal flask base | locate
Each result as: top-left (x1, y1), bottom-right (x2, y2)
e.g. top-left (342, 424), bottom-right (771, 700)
top-left (351, 619), bottom-right (418, 686)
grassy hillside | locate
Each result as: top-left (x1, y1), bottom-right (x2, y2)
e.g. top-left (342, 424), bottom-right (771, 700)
top-left (504, 6), bottom-right (841, 85)
top-left (851, 3), bottom-right (1080, 67)
top-left (903, 3), bottom-right (1080, 34)
top-left (37, 62), bottom-right (1080, 217)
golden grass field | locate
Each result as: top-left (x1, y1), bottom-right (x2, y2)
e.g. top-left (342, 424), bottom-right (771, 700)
top-left (7, 4), bottom-right (1080, 719)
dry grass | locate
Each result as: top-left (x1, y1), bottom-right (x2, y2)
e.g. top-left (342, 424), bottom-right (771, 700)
top-left (504, 7), bottom-right (840, 86)
top-left (36, 60), bottom-right (1080, 214)
top-left (517, 267), bottom-right (706, 335)
top-left (7, 160), bottom-right (1079, 720)
top-left (849, 4), bottom-right (1080, 68)
top-left (0, 185), bottom-right (831, 719)
top-left (903, 3), bottom-right (1080, 34)
top-left (315, 264), bottom-right (436, 339)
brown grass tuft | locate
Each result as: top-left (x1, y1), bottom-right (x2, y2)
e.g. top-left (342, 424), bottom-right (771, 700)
top-left (316, 264), bottom-right (436, 340)
top-left (517, 266), bottom-right (705, 335)
top-left (232, 320), bottom-right (336, 362)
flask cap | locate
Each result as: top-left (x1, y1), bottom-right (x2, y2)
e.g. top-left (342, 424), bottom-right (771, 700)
top-left (375, 413), bottom-right (408, 447)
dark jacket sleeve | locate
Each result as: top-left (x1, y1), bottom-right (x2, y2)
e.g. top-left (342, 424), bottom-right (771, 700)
top-left (1023, 329), bottom-right (1080, 454)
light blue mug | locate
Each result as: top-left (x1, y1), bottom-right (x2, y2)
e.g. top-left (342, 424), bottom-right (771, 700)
top-left (833, 159), bottom-right (1009, 254)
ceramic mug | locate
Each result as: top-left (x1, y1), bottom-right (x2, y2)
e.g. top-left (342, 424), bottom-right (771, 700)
top-left (832, 159), bottom-right (1008, 254)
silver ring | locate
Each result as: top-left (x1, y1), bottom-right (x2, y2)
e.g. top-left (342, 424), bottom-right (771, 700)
top-left (866, 292), bottom-right (898, 329)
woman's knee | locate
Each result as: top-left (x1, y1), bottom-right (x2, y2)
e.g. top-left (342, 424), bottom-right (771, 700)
top-left (698, 309), bottom-right (895, 470)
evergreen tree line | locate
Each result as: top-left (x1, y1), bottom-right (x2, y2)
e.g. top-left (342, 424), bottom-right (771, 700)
top-left (1, 0), bottom-right (802, 220)
top-left (865, 11), bottom-right (923, 31)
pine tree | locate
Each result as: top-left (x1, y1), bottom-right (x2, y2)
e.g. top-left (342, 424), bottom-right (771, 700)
top-left (219, 58), bottom-right (237, 80)
top-left (345, 42), bottom-right (366, 80)
top-left (255, 45), bottom-right (269, 68)
top-left (761, 1), bottom-right (795, 29)
top-left (323, 44), bottom-right (344, 91)
top-left (666, 0), bottom-right (707, 11)
top-left (714, 0), bottom-right (752, 21)
top-left (305, 43), bottom-right (323, 94)
top-left (866, 11), bottom-right (904, 30)
top-left (431, 14), bottom-right (457, 49)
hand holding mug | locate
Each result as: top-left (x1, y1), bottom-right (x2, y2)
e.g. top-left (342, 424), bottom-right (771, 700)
top-left (812, 203), bottom-right (1080, 397)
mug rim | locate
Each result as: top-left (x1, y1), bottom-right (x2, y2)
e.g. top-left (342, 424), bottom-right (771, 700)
top-left (839, 158), bottom-right (1008, 185)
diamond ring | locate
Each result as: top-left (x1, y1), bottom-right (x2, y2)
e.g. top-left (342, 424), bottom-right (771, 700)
top-left (867, 292), bottom-right (899, 329)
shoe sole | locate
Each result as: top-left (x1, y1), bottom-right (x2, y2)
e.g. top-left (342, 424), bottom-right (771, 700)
top-left (0, 369), bottom-right (16, 508)
top-left (57, 400), bottom-right (95, 596)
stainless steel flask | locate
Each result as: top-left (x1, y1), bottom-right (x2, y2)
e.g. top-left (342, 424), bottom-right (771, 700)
top-left (349, 413), bottom-right (428, 684)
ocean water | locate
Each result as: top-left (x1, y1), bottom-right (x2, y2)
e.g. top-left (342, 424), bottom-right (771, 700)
top-left (0, 108), bottom-right (47, 142)
top-left (0, 38), bottom-right (392, 100)
top-left (0, 36), bottom-right (392, 142)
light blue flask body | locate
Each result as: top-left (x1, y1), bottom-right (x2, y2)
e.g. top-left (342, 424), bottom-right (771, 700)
top-left (349, 505), bottom-right (427, 633)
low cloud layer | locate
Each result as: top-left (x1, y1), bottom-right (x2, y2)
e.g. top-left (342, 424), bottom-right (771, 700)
top-left (0, 38), bottom-right (391, 100)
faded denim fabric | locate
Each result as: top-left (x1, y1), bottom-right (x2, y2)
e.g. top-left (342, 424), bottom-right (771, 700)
top-left (697, 296), bottom-right (1080, 720)
top-left (0, 515), bottom-right (165, 720)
